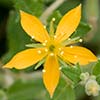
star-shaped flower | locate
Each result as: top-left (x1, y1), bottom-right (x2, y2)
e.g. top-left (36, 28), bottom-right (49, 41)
top-left (3, 5), bottom-right (97, 97)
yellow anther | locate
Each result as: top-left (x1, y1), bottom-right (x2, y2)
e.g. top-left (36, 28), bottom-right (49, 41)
top-left (52, 17), bottom-right (56, 21)
top-left (60, 51), bottom-right (64, 55)
top-left (44, 25), bottom-right (46, 29)
top-left (37, 50), bottom-right (42, 54)
top-left (54, 35), bottom-right (57, 39)
top-left (68, 38), bottom-right (71, 40)
top-left (43, 43), bottom-right (46, 46)
top-left (42, 69), bottom-right (46, 73)
top-left (74, 55), bottom-right (77, 58)
top-left (59, 67), bottom-right (62, 70)
top-left (45, 48), bottom-right (48, 52)
top-left (45, 40), bottom-right (48, 43)
top-left (50, 53), bottom-right (54, 56)
top-left (32, 36), bottom-right (35, 39)
top-left (58, 48), bottom-right (62, 51)
top-left (79, 39), bottom-right (83, 42)
top-left (70, 45), bottom-right (73, 48)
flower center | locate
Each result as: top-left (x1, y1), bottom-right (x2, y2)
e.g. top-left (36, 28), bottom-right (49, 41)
top-left (49, 45), bottom-right (55, 52)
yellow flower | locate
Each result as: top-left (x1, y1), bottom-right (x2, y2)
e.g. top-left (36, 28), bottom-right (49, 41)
top-left (3, 5), bottom-right (97, 97)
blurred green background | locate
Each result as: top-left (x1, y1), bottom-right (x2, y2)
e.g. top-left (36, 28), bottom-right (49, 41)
top-left (0, 0), bottom-right (100, 100)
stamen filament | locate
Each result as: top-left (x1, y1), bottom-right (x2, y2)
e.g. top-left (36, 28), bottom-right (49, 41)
top-left (25, 43), bottom-right (44, 48)
top-left (58, 57), bottom-right (73, 67)
top-left (34, 58), bottom-right (45, 70)
top-left (62, 37), bottom-right (80, 46)
top-left (58, 58), bottom-right (68, 67)
top-left (49, 18), bottom-right (55, 38)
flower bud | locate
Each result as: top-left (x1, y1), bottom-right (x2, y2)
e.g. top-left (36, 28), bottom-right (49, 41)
top-left (80, 72), bottom-right (90, 85)
top-left (85, 79), bottom-right (100, 96)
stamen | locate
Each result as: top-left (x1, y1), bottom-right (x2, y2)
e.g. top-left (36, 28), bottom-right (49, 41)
top-left (26, 43), bottom-right (43, 48)
top-left (74, 55), bottom-right (77, 58)
top-left (50, 53), bottom-right (54, 56)
top-left (32, 36), bottom-right (35, 39)
top-left (45, 48), bottom-right (48, 52)
top-left (60, 51), bottom-right (64, 55)
top-left (59, 67), bottom-right (62, 70)
top-left (68, 38), bottom-right (71, 40)
top-left (79, 39), bottom-right (83, 42)
top-left (54, 35), bottom-right (57, 39)
top-left (43, 42), bottom-right (46, 46)
top-left (44, 25), bottom-right (46, 29)
top-left (58, 48), bottom-right (62, 51)
top-left (70, 45), bottom-right (73, 48)
top-left (37, 50), bottom-right (41, 54)
top-left (42, 69), bottom-right (46, 73)
top-left (50, 18), bottom-right (55, 37)
top-left (52, 17), bottom-right (55, 21)
top-left (44, 40), bottom-right (48, 43)
top-left (62, 37), bottom-right (80, 46)
top-left (42, 40), bottom-right (48, 46)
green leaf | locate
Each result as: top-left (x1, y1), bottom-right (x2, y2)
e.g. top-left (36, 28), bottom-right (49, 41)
top-left (96, 75), bottom-right (100, 85)
top-left (58, 0), bottom-right (81, 15)
top-left (7, 74), bottom-right (75, 100)
top-left (2, 11), bottom-right (30, 63)
top-left (2, 0), bottom-right (45, 63)
top-left (14, 0), bottom-right (44, 17)
top-left (0, 0), bottom-right (13, 8)
top-left (92, 60), bottom-right (100, 76)
top-left (7, 78), bottom-right (45, 100)
top-left (45, 77), bottom-right (75, 100)
top-left (0, 90), bottom-right (7, 100)
top-left (53, 79), bottom-right (75, 100)
top-left (54, 78), bottom-right (75, 100)
top-left (43, 0), bottom-right (54, 6)
top-left (71, 22), bottom-right (91, 38)
top-left (93, 94), bottom-right (100, 100)
top-left (75, 85), bottom-right (86, 100)
top-left (61, 64), bottom-right (81, 86)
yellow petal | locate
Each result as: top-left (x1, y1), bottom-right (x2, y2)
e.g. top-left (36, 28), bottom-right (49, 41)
top-left (20, 11), bottom-right (50, 43)
top-left (43, 54), bottom-right (60, 98)
top-left (55, 5), bottom-right (81, 42)
top-left (3, 48), bottom-right (47, 69)
top-left (59, 46), bottom-right (97, 65)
